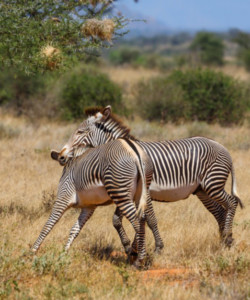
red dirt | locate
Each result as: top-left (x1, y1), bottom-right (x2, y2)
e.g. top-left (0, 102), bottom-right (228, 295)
top-left (142, 268), bottom-right (190, 278)
top-left (139, 267), bottom-right (199, 288)
top-left (109, 251), bottom-right (199, 287)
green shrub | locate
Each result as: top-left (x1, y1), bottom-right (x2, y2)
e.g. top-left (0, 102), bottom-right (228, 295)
top-left (135, 77), bottom-right (187, 123)
top-left (171, 69), bottom-right (249, 124)
top-left (0, 66), bottom-right (123, 120)
top-left (135, 68), bottom-right (250, 124)
top-left (59, 66), bottom-right (123, 120)
top-left (0, 70), bottom-right (47, 107)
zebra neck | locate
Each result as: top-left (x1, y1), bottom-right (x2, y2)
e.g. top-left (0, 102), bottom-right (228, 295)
top-left (97, 119), bottom-right (136, 141)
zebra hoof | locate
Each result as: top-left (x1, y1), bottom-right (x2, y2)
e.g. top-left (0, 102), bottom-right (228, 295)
top-left (154, 243), bottom-right (164, 254)
top-left (128, 251), bottom-right (138, 265)
top-left (154, 247), bottom-right (163, 255)
top-left (221, 233), bottom-right (234, 248)
top-left (124, 246), bottom-right (132, 256)
top-left (225, 237), bottom-right (234, 248)
top-left (133, 259), bottom-right (145, 270)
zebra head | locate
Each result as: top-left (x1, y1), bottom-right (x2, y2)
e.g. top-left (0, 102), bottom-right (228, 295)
top-left (51, 105), bottom-right (134, 164)
top-left (51, 105), bottom-right (128, 165)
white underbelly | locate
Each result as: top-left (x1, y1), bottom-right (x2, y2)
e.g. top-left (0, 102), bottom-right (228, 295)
top-left (76, 184), bottom-right (110, 207)
top-left (149, 181), bottom-right (199, 202)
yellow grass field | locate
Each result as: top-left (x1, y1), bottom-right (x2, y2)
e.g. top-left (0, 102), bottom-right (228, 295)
top-left (0, 110), bottom-right (249, 299)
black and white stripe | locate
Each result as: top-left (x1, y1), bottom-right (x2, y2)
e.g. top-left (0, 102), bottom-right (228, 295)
top-left (32, 139), bottom-right (155, 267)
top-left (59, 106), bottom-right (243, 248)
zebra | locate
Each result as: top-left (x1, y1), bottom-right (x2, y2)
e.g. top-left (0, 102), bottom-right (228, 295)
top-left (53, 105), bottom-right (244, 251)
top-left (32, 138), bottom-right (155, 267)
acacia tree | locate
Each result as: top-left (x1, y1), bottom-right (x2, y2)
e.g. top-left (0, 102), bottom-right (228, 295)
top-left (0, 0), bottom-right (127, 74)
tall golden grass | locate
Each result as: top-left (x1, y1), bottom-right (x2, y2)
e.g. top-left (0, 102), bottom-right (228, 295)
top-left (0, 110), bottom-right (249, 299)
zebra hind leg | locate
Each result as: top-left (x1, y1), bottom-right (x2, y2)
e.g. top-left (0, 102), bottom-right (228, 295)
top-left (113, 207), bottom-right (131, 255)
top-left (104, 165), bottom-right (147, 268)
top-left (133, 214), bottom-right (146, 269)
top-left (145, 197), bottom-right (164, 253)
top-left (202, 185), bottom-right (239, 248)
top-left (221, 193), bottom-right (238, 247)
top-left (131, 196), bottom-right (164, 256)
top-left (115, 200), bottom-right (146, 267)
top-left (196, 189), bottom-right (227, 240)
top-left (111, 196), bottom-right (146, 268)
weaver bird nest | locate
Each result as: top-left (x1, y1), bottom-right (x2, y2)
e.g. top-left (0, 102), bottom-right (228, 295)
top-left (81, 19), bottom-right (115, 41)
top-left (40, 45), bottom-right (62, 70)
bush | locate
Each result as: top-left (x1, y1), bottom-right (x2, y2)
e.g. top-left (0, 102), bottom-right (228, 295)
top-left (0, 70), bottom-right (46, 105)
top-left (190, 32), bottom-right (224, 66)
top-left (171, 69), bottom-right (249, 124)
top-left (0, 65), bottom-right (123, 120)
top-left (59, 66), bottom-right (123, 120)
top-left (135, 68), bottom-right (250, 125)
top-left (135, 77), bottom-right (187, 123)
top-left (0, 69), bottom-right (50, 115)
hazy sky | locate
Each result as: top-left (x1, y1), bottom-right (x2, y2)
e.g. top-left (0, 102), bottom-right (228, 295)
top-left (122, 0), bottom-right (250, 31)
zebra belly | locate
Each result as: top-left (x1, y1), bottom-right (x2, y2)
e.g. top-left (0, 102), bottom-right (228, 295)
top-left (149, 181), bottom-right (199, 202)
top-left (76, 185), bottom-right (111, 207)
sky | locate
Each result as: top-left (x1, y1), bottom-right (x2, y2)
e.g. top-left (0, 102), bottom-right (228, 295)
top-left (120, 0), bottom-right (250, 32)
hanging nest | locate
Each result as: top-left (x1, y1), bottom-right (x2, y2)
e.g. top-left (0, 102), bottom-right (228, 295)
top-left (40, 45), bottom-right (62, 70)
top-left (81, 18), bottom-right (115, 41)
top-left (51, 17), bottom-right (61, 23)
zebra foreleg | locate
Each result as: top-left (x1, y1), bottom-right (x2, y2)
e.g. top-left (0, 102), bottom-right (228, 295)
top-left (32, 200), bottom-right (70, 252)
top-left (113, 207), bottom-right (131, 255)
top-left (65, 207), bottom-right (96, 251)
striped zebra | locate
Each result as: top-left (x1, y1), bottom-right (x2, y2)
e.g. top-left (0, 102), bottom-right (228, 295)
top-left (54, 105), bottom-right (244, 250)
top-left (32, 139), bottom-right (155, 267)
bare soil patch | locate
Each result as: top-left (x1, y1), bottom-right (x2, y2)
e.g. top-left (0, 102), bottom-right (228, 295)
top-left (139, 267), bottom-right (199, 288)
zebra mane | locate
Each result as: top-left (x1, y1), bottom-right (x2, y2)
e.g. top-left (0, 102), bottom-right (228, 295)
top-left (85, 106), bottom-right (136, 140)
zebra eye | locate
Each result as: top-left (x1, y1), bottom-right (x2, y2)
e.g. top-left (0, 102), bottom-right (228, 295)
top-left (77, 129), bottom-right (85, 134)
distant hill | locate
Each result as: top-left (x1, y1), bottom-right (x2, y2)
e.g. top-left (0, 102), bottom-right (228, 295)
top-left (114, 4), bottom-right (176, 38)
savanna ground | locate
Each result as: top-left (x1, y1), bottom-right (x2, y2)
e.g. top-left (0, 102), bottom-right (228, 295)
top-left (0, 66), bottom-right (250, 299)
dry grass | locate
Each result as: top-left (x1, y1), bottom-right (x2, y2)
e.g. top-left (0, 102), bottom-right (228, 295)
top-left (0, 111), bottom-right (249, 299)
top-left (104, 66), bottom-right (161, 109)
top-left (215, 64), bottom-right (250, 82)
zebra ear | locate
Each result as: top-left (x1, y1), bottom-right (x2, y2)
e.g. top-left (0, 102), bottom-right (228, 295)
top-left (102, 105), bottom-right (112, 120)
top-left (51, 150), bottom-right (60, 161)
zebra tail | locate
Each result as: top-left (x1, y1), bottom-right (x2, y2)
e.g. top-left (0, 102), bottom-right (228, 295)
top-left (231, 165), bottom-right (244, 209)
top-left (136, 160), bottom-right (147, 220)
